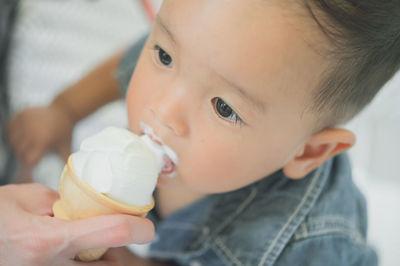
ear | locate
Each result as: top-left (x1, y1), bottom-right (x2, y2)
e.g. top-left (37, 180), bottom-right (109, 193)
top-left (283, 128), bottom-right (355, 179)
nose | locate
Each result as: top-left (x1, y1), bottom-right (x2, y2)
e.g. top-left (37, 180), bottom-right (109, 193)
top-left (149, 83), bottom-right (190, 137)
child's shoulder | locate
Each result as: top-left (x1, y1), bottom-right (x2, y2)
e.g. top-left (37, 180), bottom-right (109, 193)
top-left (203, 153), bottom-right (376, 266)
top-left (148, 154), bottom-right (376, 265)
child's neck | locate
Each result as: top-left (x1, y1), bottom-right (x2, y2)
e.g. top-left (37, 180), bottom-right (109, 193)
top-left (155, 187), bottom-right (207, 219)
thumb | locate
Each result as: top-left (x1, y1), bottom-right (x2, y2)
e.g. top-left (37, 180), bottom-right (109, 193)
top-left (62, 215), bottom-right (155, 257)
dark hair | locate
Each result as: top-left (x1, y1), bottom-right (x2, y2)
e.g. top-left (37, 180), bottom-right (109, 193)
top-left (304, 0), bottom-right (400, 128)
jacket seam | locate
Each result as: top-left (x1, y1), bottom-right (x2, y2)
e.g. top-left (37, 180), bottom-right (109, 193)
top-left (202, 188), bottom-right (257, 266)
top-left (212, 188), bottom-right (258, 237)
top-left (294, 228), bottom-right (365, 246)
top-left (258, 165), bottom-right (326, 266)
top-left (214, 237), bottom-right (244, 266)
top-left (293, 216), bottom-right (366, 246)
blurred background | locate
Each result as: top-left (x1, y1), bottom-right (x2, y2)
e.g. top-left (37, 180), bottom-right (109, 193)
top-left (3, 0), bottom-right (161, 188)
top-left (345, 73), bottom-right (400, 266)
top-left (0, 0), bottom-right (398, 265)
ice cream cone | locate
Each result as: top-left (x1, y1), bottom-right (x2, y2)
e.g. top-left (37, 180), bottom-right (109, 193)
top-left (53, 156), bottom-right (155, 262)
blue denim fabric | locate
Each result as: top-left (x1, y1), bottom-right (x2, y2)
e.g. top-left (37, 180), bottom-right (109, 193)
top-left (144, 154), bottom-right (377, 266)
top-left (116, 38), bottom-right (378, 266)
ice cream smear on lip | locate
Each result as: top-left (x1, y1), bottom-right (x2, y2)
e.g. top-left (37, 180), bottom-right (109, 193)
top-left (71, 127), bottom-right (178, 206)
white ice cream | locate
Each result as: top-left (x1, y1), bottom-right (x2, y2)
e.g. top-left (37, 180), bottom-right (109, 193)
top-left (71, 127), bottom-right (176, 206)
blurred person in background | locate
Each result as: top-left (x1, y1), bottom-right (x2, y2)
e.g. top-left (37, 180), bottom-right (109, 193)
top-left (2, 0), bottom-right (152, 188)
top-left (0, 1), bottom-right (161, 265)
top-left (0, 0), bottom-right (19, 185)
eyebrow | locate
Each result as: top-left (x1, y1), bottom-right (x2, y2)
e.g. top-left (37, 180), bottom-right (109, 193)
top-left (155, 15), bottom-right (265, 113)
top-left (155, 15), bottom-right (177, 45)
top-left (214, 71), bottom-right (266, 113)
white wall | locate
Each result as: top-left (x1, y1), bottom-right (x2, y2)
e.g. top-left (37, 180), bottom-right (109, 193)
top-left (345, 71), bottom-right (400, 266)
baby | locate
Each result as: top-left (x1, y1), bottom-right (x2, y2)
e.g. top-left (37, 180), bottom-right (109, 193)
top-left (6, 0), bottom-right (400, 265)
top-left (113, 0), bottom-right (399, 264)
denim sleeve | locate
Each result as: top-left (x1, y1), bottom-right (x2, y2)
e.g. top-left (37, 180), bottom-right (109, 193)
top-left (114, 34), bottom-right (148, 97)
top-left (275, 236), bottom-right (378, 266)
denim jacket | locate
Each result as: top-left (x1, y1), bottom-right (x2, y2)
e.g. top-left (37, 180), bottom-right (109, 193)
top-left (116, 37), bottom-right (378, 266)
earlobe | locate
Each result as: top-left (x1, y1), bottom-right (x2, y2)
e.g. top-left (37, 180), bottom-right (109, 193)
top-left (283, 128), bottom-right (355, 179)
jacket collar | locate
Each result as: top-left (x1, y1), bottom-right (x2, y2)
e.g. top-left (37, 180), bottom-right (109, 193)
top-left (148, 158), bottom-right (332, 264)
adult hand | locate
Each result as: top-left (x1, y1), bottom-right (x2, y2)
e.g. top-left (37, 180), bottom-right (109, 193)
top-left (0, 183), bottom-right (155, 266)
top-left (103, 247), bottom-right (169, 266)
top-left (7, 104), bottom-right (74, 168)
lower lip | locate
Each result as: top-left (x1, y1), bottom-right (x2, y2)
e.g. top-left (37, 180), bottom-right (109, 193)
top-left (160, 155), bottom-right (175, 175)
top-left (139, 128), bottom-right (177, 175)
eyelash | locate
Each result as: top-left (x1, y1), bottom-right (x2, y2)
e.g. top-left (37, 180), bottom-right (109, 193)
top-left (152, 44), bottom-right (173, 68)
top-left (151, 44), bottom-right (243, 127)
top-left (212, 98), bottom-right (243, 126)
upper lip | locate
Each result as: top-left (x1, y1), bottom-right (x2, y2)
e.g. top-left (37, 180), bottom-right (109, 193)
top-left (148, 134), bottom-right (163, 146)
top-left (140, 122), bottom-right (179, 166)
top-left (140, 122), bottom-right (163, 145)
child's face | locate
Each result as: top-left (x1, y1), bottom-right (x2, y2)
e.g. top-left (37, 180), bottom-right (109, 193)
top-left (127, 0), bottom-right (328, 194)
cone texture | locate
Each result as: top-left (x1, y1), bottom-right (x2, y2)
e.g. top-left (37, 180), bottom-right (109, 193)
top-left (53, 156), bottom-right (154, 261)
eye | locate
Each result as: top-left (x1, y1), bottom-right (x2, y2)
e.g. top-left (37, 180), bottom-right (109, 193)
top-left (153, 45), bottom-right (173, 67)
top-left (212, 98), bottom-right (243, 126)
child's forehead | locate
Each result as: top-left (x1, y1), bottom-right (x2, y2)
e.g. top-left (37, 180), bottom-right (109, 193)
top-left (161, 0), bottom-right (327, 104)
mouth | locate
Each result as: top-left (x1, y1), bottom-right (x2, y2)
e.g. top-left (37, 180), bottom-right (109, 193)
top-left (161, 154), bottom-right (175, 175)
top-left (148, 134), bottom-right (163, 146)
top-left (140, 122), bottom-right (178, 177)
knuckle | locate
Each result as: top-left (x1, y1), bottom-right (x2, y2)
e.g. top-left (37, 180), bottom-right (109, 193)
top-left (110, 219), bottom-right (133, 244)
top-left (19, 222), bottom-right (65, 259)
top-left (6, 227), bottom-right (49, 262)
top-left (22, 242), bottom-right (48, 263)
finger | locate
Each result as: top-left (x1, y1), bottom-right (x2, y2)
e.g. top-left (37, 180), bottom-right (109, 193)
top-left (40, 258), bottom-right (112, 266)
top-left (60, 248), bottom-right (130, 265)
top-left (16, 183), bottom-right (59, 215)
top-left (6, 123), bottom-right (22, 152)
top-left (6, 114), bottom-right (25, 139)
top-left (14, 138), bottom-right (32, 163)
top-left (65, 215), bottom-right (155, 255)
top-left (57, 142), bottom-right (72, 162)
top-left (21, 144), bottom-right (39, 167)
top-left (5, 115), bottom-right (18, 138)
top-left (24, 144), bottom-right (46, 167)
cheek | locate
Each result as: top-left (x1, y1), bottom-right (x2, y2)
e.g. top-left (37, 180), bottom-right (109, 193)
top-left (180, 145), bottom-right (238, 192)
top-left (178, 128), bottom-right (298, 193)
top-left (179, 130), bottom-right (266, 192)
top-left (126, 86), bottom-right (144, 134)
top-left (126, 59), bottom-right (157, 132)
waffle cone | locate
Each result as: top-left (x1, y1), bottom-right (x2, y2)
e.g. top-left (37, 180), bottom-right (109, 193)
top-left (53, 156), bottom-right (154, 261)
